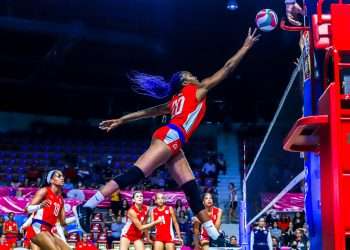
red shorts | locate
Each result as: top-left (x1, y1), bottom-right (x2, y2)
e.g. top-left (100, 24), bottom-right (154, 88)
top-left (155, 235), bottom-right (175, 244)
top-left (5, 237), bottom-right (17, 246)
top-left (152, 125), bottom-right (185, 155)
top-left (121, 234), bottom-right (143, 243)
top-left (23, 238), bottom-right (31, 249)
top-left (200, 234), bottom-right (210, 245)
top-left (25, 226), bottom-right (37, 242)
top-left (26, 222), bottom-right (54, 242)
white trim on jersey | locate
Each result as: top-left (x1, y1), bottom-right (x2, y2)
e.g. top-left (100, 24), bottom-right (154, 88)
top-left (55, 223), bottom-right (66, 242)
top-left (32, 208), bottom-right (44, 234)
top-left (32, 222), bottom-right (41, 234)
top-left (121, 220), bottom-right (132, 237)
top-left (183, 102), bottom-right (203, 133)
top-left (164, 128), bottom-right (180, 144)
top-left (170, 218), bottom-right (175, 240)
top-left (20, 214), bottom-right (33, 232)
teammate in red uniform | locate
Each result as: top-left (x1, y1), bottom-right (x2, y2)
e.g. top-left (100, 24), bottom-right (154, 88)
top-left (75, 28), bottom-right (259, 243)
top-left (25, 170), bottom-right (70, 250)
top-left (75, 234), bottom-right (98, 250)
top-left (120, 191), bottom-right (162, 250)
top-left (21, 214), bottom-right (40, 250)
top-left (193, 193), bottom-right (223, 250)
top-left (0, 235), bottom-right (11, 250)
top-left (3, 212), bottom-right (18, 248)
top-left (21, 213), bottom-right (75, 249)
top-left (152, 193), bottom-right (182, 250)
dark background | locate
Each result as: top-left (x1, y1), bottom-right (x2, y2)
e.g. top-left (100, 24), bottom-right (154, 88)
top-left (0, 0), bottom-right (300, 122)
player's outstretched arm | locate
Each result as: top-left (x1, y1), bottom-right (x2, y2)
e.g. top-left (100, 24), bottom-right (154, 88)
top-left (99, 102), bottom-right (169, 132)
top-left (196, 28), bottom-right (260, 101)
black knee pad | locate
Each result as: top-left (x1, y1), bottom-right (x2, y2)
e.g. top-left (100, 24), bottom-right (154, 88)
top-left (181, 179), bottom-right (205, 215)
top-left (113, 165), bottom-right (145, 189)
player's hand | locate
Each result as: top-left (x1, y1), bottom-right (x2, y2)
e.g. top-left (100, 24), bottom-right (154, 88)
top-left (177, 237), bottom-right (184, 245)
top-left (192, 216), bottom-right (200, 224)
top-left (145, 237), bottom-right (153, 244)
top-left (242, 28), bottom-right (261, 50)
top-left (40, 200), bottom-right (51, 208)
top-left (194, 244), bottom-right (202, 250)
top-left (99, 118), bottom-right (124, 132)
top-left (286, 2), bottom-right (305, 26)
top-left (293, 57), bottom-right (300, 66)
top-left (155, 217), bottom-right (163, 224)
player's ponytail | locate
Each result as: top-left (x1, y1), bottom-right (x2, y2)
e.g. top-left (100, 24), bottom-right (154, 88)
top-left (127, 71), bottom-right (185, 99)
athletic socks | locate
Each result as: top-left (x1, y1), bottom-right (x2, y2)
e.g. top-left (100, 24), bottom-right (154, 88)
top-left (83, 191), bottom-right (105, 209)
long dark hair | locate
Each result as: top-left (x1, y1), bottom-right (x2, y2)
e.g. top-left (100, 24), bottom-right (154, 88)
top-left (128, 71), bottom-right (185, 99)
top-left (202, 192), bottom-right (213, 201)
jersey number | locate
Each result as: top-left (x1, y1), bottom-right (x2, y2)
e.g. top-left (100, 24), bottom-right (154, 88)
top-left (171, 96), bottom-right (185, 117)
top-left (53, 202), bottom-right (60, 217)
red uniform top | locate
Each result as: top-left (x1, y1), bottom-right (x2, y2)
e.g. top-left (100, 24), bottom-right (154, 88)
top-left (3, 220), bottom-right (18, 239)
top-left (121, 204), bottom-right (148, 241)
top-left (0, 242), bottom-right (11, 250)
top-left (153, 206), bottom-right (175, 242)
top-left (168, 83), bottom-right (206, 142)
top-left (200, 207), bottom-right (220, 241)
top-left (32, 187), bottom-right (64, 230)
top-left (75, 241), bottom-right (98, 250)
top-left (278, 220), bottom-right (290, 232)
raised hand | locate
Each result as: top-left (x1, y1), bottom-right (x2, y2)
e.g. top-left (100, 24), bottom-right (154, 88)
top-left (286, 2), bottom-right (305, 26)
top-left (99, 118), bottom-right (124, 132)
top-left (242, 28), bottom-right (261, 50)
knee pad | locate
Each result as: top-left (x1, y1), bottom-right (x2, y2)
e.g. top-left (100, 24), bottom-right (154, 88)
top-left (181, 179), bottom-right (205, 215)
top-left (113, 165), bottom-right (145, 189)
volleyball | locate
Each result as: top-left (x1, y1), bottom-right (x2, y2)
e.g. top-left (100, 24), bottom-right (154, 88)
top-left (255, 9), bottom-right (278, 32)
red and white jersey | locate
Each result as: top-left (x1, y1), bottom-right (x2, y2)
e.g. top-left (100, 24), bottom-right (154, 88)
top-left (0, 242), bottom-right (11, 250)
top-left (32, 187), bottom-right (64, 232)
top-left (153, 206), bottom-right (175, 242)
top-left (168, 83), bottom-right (206, 141)
top-left (3, 220), bottom-right (18, 238)
top-left (121, 204), bottom-right (148, 241)
top-left (200, 207), bottom-right (220, 241)
top-left (75, 240), bottom-right (98, 250)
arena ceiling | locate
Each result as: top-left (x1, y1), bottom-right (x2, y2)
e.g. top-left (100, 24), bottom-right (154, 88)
top-left (0, 0), bottom-right (300, 122)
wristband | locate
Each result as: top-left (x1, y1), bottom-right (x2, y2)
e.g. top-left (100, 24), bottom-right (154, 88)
top-left (26, 204), bottom-right (41, 213)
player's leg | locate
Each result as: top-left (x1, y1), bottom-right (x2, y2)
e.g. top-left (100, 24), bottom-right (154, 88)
top-left (30, 241), bottom-right (41, 250)
top-left (31, 232), bottom-right (60, 250)
top-left (53, 234), bottom-right (71, 250)
top-left (200, 241), bottom-right (210, 250)
top-left (166, 150), bottom-right (220, 240)
top-left (133, 239), bottom-right (145, 250)
top-left (96, 138), bottom-right (172, 196)
top-left (228, 203), bottom-right (234, 222)
top-left (165, 242), bottom-right (175, 250)
top-left (154, 241), bottom-right (165, 250)
top-left (119, 237), bottom-right (131, 250)
top-left (75, 137), bottom-right (173, 232)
